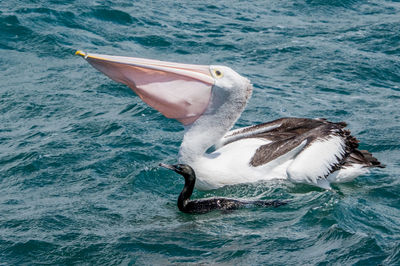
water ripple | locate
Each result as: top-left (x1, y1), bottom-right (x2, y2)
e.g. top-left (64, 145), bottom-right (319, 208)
top-left (0, 0), bottom-right (399, 264)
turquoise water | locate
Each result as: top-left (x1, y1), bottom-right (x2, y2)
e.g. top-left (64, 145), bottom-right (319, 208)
top-left (1, 0), bottom-right (399, 264)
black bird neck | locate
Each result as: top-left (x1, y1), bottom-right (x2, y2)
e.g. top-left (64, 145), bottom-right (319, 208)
top-left (177, 172), bottom-right (196, 212)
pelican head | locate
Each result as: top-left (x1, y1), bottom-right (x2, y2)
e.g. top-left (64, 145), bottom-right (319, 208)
top-left (76, 51), bottom-right (252, 126)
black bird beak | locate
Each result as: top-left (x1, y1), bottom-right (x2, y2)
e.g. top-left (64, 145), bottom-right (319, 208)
top-left (159, 163), bottom-right (178, 172)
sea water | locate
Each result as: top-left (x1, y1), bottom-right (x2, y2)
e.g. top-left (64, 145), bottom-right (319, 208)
top-left (0, 0), bottom-right (399, 264)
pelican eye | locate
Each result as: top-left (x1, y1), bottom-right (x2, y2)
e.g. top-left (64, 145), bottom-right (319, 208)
top-left (213, 69), bottom-right (223, 78)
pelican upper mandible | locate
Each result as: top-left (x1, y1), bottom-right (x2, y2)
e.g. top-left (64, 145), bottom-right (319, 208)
top-left (76, 51), bottom-right (383, 190)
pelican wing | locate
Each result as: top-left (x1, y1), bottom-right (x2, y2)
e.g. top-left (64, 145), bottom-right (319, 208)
top-left (224, 118), bottom-right (356, 189)
top-left (219, 118), bottom-right (340, 147)
top-left (286, 134), bottom-right (348, 189)
top-left (216, 118), bottom-right (285, 148)
top-left (247, 118), bottom-right (362, 189)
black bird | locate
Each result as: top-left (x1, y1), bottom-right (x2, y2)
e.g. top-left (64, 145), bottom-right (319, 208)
top-left (159, 163), bottom-right (287, 214)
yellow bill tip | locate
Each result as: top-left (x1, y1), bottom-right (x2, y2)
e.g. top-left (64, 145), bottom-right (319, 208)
top-left (75, 50), bottom-right (86, 57)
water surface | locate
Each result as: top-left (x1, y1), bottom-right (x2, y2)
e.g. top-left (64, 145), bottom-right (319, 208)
top-left (0, 0), bottom-right (399, 264)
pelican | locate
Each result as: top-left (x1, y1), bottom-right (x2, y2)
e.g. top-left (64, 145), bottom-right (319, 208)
top-left (76, 51), bottom-right (383, 190)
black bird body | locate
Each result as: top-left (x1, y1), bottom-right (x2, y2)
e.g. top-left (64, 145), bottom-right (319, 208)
top-left (160, 163), bottom-right (286, 214)
top-left (181, 198), bottom-right (284, 214)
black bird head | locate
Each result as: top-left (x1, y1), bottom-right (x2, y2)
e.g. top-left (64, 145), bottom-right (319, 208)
top-left (159, 163), bottom-right (195, 180)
